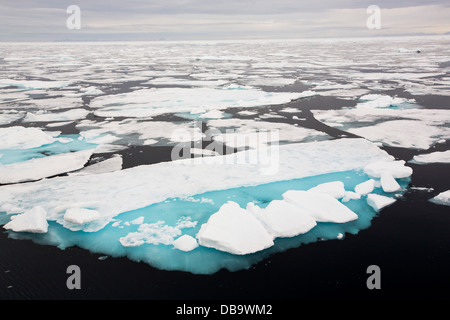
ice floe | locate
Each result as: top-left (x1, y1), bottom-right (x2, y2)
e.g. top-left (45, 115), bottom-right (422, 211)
top-left (0, 150), bottom-right (93, 184)
top-left (409, 150), bottom-right (450, 164)
top-left (0, 138), bottom-right (395, 232)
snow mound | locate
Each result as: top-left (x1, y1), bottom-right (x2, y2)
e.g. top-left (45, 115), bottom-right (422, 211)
top-left (173, 235), bottom-right (199, 252)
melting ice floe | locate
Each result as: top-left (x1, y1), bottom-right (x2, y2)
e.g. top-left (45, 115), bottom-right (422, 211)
top-left (312, 94), bottom-right (450, 150)
top-left (0, 138), bottom-right (412, 273)
top-left (89, 87), bottom-right (309, 118)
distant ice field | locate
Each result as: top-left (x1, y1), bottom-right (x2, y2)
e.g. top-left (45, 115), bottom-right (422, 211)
top-left (0, 36), bottom-right (449, 274)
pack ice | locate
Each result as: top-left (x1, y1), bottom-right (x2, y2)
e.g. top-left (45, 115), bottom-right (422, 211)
top-left (0, 138), bottom-right (412, 273)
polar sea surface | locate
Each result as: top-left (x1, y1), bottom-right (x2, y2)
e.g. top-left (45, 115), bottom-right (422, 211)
top-left (0, 36), bottom-right (449, 274)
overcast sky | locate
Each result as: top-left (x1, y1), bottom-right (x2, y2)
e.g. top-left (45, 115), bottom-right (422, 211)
top-left (0, 0), bottom-right (449, 41)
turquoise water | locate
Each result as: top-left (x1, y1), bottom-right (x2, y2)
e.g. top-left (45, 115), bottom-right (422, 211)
top-left (0, 135), bottom-right (97, 165)
top-left (1, 170), bottom-right (409, 274)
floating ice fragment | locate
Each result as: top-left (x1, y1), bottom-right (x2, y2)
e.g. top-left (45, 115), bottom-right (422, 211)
top-left (282, 190), bottom-right (358, 223)
top-left (23, 109), bottom-right (89, 123)
top-left (197, 201), bottom-right (274, 255)
top-left (429, 190), bottom-right (450, 206)
top-left (3, 206), bottom-right (48, 233)
top-left (173, 235), bottom-right (199, 252)
top-left (0, 150), bottom-right (93, 184)
top-left (247, 201), bottom-right (316, 238)
top-left (307, 181), bottom-right (345, 199)
top-left (366, 194), bottom-right (396, 211)
top-left (342, 191), bottom-right (361, 202)
top-left (380, 172), bottom-right (401, 193)
top-left (0, 126), bottom-right (62, 150)
top-left (354, 179), bottom-right (375, 195)
top-left (364, 160), bottom-right (412, 179)
top-left (410, 150), bottom-right (450, 164)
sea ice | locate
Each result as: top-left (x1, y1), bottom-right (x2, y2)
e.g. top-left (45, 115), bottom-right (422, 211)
top-left (197, 201), bottom-right (274, 255)
top-left (366, 194), bottom-right (396, 211)
top-left (173, 235), bottom-right (199, 252)
top-left (409, 150), bottom-right (450, 164)
top-left (0, 138), bottom-right (395, 232)
top-left (307, 181), bottom-right (345, 199)
top-left (23, 108), bottom-right (89, 122)
top-left (364, 160), bottom-right (413, 179)
top-left (380, 172), bottom-right (402, 193)
top-left (0, 126), bottom-right (63, 150)
top-left (355, 179), bottom-right (375, 195)
top-left (64, 208), bottom-right (101, 225)
top-left (247, 201), bottom-right (317, 238)
top-left (0, 150), bottom-right (93, 184)
top-left (3, 206), bottom-right (48, 233)
top-left (429, 190), bottom-right (450, 206)
top-left (282, 190), bottom-right (358, 223)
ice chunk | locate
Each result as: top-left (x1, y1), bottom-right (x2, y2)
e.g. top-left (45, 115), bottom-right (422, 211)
top-left (282, 190), bottom-right (358, 223)
top-left (69, 154), bottom-right (122, 176)
top-left (197, 201), bottom-right (274, 255)
top-left (380, 172), bottom-right (401, 193)
top-left (366, 194), bottom-right (396, 211)
top-left (0, 126), bottom-right (61, 150)
top-left (23, 109), bottom-right (89, 122)
top-left (3, 206), bottom-right (48, 233)
top-left (247, 201), bottom-right (316, 238)
top-left (410, 150), bottom-right (450, 164)
top-left (173, 235), bottom-right (199, 252)
top-left (364, 160), bottom-right (412, 179)
top-left (307, 181), bottom-right (345, 199)
top-left (64, 208), bottom-right (101, 225)
top-left (429, 190), bottom-right (450, 206)
top-left (0, 150), bottom-right (93, 184)
top-left (348, 120), bottom-right (450, 150)
top-left (355, 179), bottom-right (375, 195)
top-left (342, 191), bottom-right (361, 202)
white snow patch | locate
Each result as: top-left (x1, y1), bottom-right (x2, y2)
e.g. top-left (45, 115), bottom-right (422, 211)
top-left (64, 208), bottom-right (101, 225)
